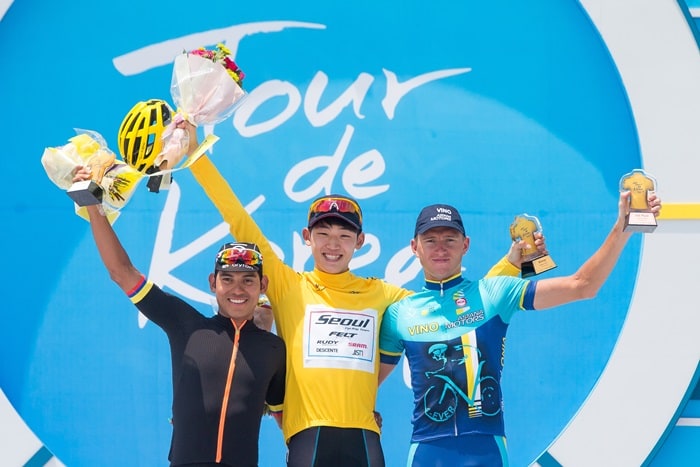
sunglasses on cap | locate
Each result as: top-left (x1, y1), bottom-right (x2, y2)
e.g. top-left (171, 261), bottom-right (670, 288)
top-left (308, 196), bottom-right (363, 225)
top-left (215, 247), bottom-right (263, 268)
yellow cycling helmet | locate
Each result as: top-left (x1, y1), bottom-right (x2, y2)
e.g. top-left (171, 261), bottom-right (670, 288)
top-left (117, 99), bottom-right (173, 173)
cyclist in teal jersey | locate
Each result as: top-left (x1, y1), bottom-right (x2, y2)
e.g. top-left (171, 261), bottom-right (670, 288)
top-left (379, 191), bottom-right (661, 467)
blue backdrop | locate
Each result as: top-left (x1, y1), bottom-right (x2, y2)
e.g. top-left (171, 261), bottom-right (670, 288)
top-left (0, 1), bottom-right (647, 465)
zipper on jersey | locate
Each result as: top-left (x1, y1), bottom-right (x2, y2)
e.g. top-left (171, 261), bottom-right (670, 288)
top-left (216, 320), bottom-right (246, 462)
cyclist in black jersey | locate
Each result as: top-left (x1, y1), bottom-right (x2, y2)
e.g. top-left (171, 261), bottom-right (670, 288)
top-left (73, 166), bottom-right (286, 467)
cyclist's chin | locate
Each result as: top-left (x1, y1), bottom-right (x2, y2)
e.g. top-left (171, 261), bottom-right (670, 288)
top-left (425, 269), bottom-right (458, 282)
top-left (317, 259), bottom-right (351, 274)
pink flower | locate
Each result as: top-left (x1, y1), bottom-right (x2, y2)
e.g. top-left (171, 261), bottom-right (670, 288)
top-left (187, 43), bottom-right (244, 87)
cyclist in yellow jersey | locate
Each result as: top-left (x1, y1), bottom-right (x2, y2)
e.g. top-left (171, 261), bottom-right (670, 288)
top-left (184, 124), bottom-right (543, 467)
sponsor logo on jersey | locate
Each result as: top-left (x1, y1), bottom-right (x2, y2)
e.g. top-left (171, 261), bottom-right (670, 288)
top-left (445, 310), bottom-right (485, 329)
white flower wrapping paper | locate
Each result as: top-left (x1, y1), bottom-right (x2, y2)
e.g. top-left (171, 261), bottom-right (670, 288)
top-left (171, 53), bottom-right (246, 126)
top-left (154, 52), bottom-right (245, 173)
top-left (41, 130), bottom-right (144, 224)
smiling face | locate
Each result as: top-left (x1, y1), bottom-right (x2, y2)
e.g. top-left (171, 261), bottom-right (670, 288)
top-left (303, 220), bottom-right (365, 274)
top-left (209, 270), bottom-right (268, 325)
top-left (412, 226), bottom-right (470, 281)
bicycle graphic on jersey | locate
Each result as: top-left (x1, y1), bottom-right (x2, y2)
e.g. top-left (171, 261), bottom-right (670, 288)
top-left (422, 342), bottom-right (501, 422)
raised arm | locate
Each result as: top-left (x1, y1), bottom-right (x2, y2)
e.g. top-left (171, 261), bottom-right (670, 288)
top-left (73, 166), bottom-right (143, 294)
top-left (532, 191), bottom-right (661, 310)
top-left (189, 155), bottom-right (270, 246)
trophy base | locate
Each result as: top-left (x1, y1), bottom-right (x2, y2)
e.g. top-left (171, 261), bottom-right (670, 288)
top-left (67, 180), bottom-right (103, 206)
top-left (522, 255), bottom-right (557, 278)
top-left (146, 173), bottom-right (173, 193)
top-left (624, 212), bottom-right (657, 233)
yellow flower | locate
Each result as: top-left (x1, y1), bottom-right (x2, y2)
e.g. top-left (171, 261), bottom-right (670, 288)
top-left (217, 43), bottom-right (232, 57)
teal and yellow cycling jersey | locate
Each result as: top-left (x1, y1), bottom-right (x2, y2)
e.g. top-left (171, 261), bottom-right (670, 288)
top-left (379, 274), bottom-right (536, 442)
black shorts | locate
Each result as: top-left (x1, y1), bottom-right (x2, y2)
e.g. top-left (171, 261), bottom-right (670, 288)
top-left (287, 426), bottom-right (385, 467)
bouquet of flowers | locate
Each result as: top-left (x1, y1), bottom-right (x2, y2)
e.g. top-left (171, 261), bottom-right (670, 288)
top-left (170, 42), bottom-right (246, 126)
top-left (41, 129), bottom-right (144, 224)
top-left (158, 43), bottom-right (246, 171)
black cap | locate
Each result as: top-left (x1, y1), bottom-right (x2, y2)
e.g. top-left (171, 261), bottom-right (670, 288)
top-left (214, 242), bottom-right (263, 274)
top-left (414, 204), bottom-right (465, 237)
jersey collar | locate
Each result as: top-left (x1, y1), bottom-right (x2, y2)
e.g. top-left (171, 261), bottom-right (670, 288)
top-left (424, 273), bottom-right (463, 294)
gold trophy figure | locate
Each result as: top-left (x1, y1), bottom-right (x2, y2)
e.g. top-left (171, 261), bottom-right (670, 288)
top-left (67, 146), bottom-right (116, 206)
top-left (510, 214), bottom-right (557, 278)
top-left (619, 169), bottom-right (658, 233)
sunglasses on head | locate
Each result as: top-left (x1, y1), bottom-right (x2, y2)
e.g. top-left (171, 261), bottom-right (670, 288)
top-left (308, 197), bottom-right (363, 224)
top-left (216, 247), bottom-right (262, 268)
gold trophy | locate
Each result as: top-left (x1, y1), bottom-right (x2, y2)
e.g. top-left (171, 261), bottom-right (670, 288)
top-left (619, 169), bottom-right (658, 233)
top-left (66, 147), bottom-right (116, 206)
top-left (510, 214), bottom-right (556, 278)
